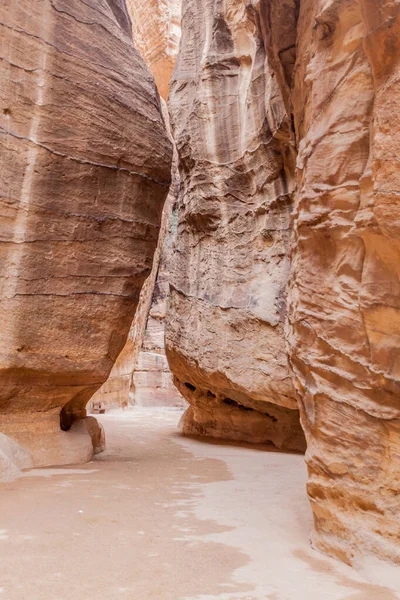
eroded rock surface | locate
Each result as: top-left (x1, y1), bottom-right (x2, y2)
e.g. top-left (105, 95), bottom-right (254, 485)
top-left (133, 219), bottom-right (186, 408)
top-left (89, 101), bottom-right (183, 412)
top-left (127, 0), bottom-right (182, 99)
top-left (165, 0), bottom-right (305, 451)
top-left (288, 0), bottom-right (400, 567)
top-left (0, 0), bottom-right (172, 467)
top-left (0, 433), bottom-right (32, 483)
top-left (89, 4), bottom-right (183, 413)
top-left (166, 0), bottom-right (400, 570)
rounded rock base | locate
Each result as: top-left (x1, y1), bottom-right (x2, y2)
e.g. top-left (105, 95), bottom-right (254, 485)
top-left (0, 413), bottom-right (105, 479)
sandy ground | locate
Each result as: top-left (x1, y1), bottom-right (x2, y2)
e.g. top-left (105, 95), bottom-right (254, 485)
top-left (0, 408), bottom-right (399, 600)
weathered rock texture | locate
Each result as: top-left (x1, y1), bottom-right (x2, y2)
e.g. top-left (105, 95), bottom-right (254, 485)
top-left (167, 0), bottom-right (400, 571)
top-left (133, 214), bottom-right (186, 408)
top-left (88, 185), bottom-right (182, 412)
top-left (89, 5), bottom-right (183, 413)
top-left (288, 0), bottom-right (400, 568)
top-left (0, 432), bottom-right (32, 483)
top-left (0, 0), bottom-right (172, 467)
top-left (89, 100), bottom-right (183, 412)
top-left (127, 0), bottom-right (182, 100)
top-left (166, 0), bottom-right (306, 451)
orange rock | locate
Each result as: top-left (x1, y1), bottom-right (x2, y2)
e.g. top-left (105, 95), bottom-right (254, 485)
top-left (0, 0), bottom-right (172, 467)
top-left (127, 0), bottom-right (182, 100)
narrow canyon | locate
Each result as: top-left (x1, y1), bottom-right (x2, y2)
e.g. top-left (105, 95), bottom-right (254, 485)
top-left (1, 0), bottom-right (400, 598)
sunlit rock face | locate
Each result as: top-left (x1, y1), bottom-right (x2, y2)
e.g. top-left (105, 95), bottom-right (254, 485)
top-left (0, 0), bottom-right (172, 466)
top-left (165, 0), bottom-right (306, 452)
top-left (288, 0), bottom-right (400, 567)
top-left (127, 0), bottom-right (182, 100)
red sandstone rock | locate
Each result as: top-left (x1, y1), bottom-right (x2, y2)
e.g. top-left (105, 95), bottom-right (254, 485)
top-left (0, 0), bottom-right (172, 467)
top-left (288, 0), bottom-right (400, 567)
top-left (127, 0), bottom-right (182, 100)
top-left (166, 0), bottom-right (400, 569)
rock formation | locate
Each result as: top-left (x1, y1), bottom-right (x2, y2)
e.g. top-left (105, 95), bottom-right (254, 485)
top-left (133, 202), bottom-right (186, 408)
top-left (166, 0), bottom-right (400, 570)
top-left (89, 97), bottom-right (184, 412)
top-left (0, 0), bottom-right (172, 468)
top-left (89, 2), bottom-right (183, 413)
top-left (2, 0), bottom-right (400, 575)
top-left (88, 179), bottom-right (183, 412)
top-left (126, 0), bottom-right (182, 99)
top-left (287, 0), bottom-right (400, 568)
top-left (165, 0), bottom-right (305, 451)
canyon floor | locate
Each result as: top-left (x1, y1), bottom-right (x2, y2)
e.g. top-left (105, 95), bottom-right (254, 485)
top-left (0, 408), bottom-right (399, 600)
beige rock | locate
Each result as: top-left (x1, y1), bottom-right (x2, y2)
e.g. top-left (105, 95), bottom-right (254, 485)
top-left (0, 413), bottom-right (104, 468)
top-left (288, 0), bottom-right (400, 567)
top-left (165, 0), bottom-right (305, 451)
top-left (0, 433), bottom-right (33, 483)
top-left (0, 0), bottom-right (172, 470)
top-left (166, 0), bottom-right (400, 570)
top-left (133, 250), bottom-right (186, 407)
top-left (127, 0), bottom-right (182, 99)
top-left (89, 101), bottom-right (182, 412)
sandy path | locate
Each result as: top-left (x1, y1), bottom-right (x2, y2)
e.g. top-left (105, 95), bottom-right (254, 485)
top-left (0, 408), bottom-right (398, 600)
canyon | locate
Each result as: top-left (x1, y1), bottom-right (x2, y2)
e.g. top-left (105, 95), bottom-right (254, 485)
top-left (1, 0), bottom-right (400, 592)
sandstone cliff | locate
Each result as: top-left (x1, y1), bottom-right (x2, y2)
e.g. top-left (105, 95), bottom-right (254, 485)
top-left (166, 0), bottom-right (305, 451)
top-left (288, 0), bottom-right (400, 567)
top-left (133, 198), bottom-right (186, 408)
top-left (166, 0), bottom-right (400, 570)
top-left (89, 2), bottom-right (183, 413)
top-left (0, 0), bottom-right (172, 468)
top-left (88, 175), bottom-right (183, 412)
top-left (89, 98), bottom-right (183, 413)
top-left (126, 0), bottom-right (182, 100)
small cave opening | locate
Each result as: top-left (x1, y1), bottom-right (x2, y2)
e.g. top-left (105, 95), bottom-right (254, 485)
top-left (184, 382), bottom-right (196, 392)
top-left (222, 398), bottom-right (255, 412)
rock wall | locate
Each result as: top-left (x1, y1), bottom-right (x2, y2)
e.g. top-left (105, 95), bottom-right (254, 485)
top-left (90, 2), bottom-right (184, 413)
top-left (126, 0), bottom-right (182, 99)
top-left (166, 0), bottom-right (305, 451)
top-left (89, 97), bottom-right (184, 412)
top-left (88, 171), bottom-right (182, 412)
top-left (166, 0), bottom-right (400, 569)
top-left (133, 195), bottom-right (186, 408)
top-left (288, 0), bottom-right (400, 567)
top-left (0, 0), bottom-right (172, 468)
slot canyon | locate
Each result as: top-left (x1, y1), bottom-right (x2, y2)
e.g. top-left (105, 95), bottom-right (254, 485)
top-left (1, 0), bottom-right (400, 598)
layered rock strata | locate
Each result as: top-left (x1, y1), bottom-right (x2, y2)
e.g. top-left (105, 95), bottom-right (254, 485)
top-left (89, 3), bottom-right (183, 412)
top-left (127, 0), bottom-right (182, 99)
top-left (0, 0), bottom-right (172, 467)
top-left (288, 0), bottom-right (400, 567)
top-left (90, 100), bottom-right (182, 412)
top-left (88, 185), bottom-right (181, 412)
top-left (166, 0), bottom-right (305, 451)
top-left (133, 223), bottom-right (186, 408)
top-left (167, 0), bottom-right (400, 571)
